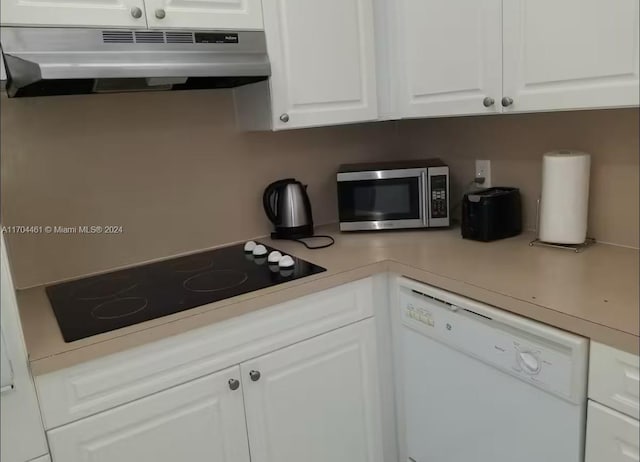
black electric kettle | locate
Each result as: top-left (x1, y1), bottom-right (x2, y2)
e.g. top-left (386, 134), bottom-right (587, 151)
top-left (263, 178), bottom-right (314, 239)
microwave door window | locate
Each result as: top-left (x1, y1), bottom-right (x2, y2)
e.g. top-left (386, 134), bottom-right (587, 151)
top-left (338, 178), bottom-right (421, 222)
top-left (353, 184), bottom-right (411, 218)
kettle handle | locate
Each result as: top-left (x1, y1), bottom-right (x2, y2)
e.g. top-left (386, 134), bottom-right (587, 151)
top-left (262, 179), bottom-right (295, 226)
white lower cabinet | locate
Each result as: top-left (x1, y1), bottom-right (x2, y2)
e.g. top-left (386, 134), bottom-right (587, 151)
top-left (588, 341), bottom-right (640, 420)
top-left (47, 366), bottom-right (250, 462)
top-left (46, 317), bottom-right (383, 462)
top-left (242, 318), bottom-right (383, 462)
top-left (586, 400), bottom-right (639, 462)
top-left (586, 342), bottom-right (640, 462)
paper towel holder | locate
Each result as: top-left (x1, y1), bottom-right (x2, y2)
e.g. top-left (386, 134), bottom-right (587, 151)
top-left (529, 198), bottom-right (596, 253)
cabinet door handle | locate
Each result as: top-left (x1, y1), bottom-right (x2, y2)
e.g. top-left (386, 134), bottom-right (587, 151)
top-left (228, 379), bottom-right (240, 391)
top-left (501, 96), bottom-right (514, 107)
top-left (482, 97), bottom-right (495, 107)
top-left (279, 113), bottom-right (290, 123)
top-left (155, 9), bottom-right (166, 19)
top-left (249, 370), bottom-right (261, 381)
top-left (130, 7), bottom-right (143, 18)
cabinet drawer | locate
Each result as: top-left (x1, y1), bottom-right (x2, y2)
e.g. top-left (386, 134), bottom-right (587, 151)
top-left (37, 278), bottom-right (375, 429)
top-left (589, 342), bottom-right (639, 419)
top-left (586, 400), bottom-right (639, 462)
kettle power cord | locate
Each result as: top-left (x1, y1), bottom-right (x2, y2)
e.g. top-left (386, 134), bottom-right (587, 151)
top-left (290, 235), bottom-right (335, 249)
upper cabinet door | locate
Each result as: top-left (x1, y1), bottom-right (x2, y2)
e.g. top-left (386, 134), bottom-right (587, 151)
top-left (241, 319), bottom-right (384, 462)
top-left (144, 0), bottom-right (263, 30)
top-left (0, 0), bottom-right (147, 28)
top-left (394, 0), bottom-right (503, 118)
top-left (503, 0), bottom-right (640, 112)
top-left (262, 0), bottom-right (378, 129)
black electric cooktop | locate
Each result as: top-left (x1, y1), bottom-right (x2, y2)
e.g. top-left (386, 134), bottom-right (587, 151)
top-left (46, 243), bottom-right (326, 342)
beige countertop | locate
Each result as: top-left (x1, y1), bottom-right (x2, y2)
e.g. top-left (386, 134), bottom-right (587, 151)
top-left (17, 225), bottom-right (639, 375)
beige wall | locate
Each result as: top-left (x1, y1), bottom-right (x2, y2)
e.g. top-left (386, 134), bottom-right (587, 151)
top-left (397, 108), bottom-right (640, 249)
top-left (1, 90), bottom-right (398, 288)
top-left (1, 88), bottom-right (638, 289)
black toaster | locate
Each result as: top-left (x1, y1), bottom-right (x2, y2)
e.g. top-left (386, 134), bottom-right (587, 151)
top-left (461, 187), bottom-right (522, 242)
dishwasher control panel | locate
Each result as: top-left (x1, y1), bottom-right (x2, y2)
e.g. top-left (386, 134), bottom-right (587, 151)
top-left (401, 290), bottom-right (583, 403)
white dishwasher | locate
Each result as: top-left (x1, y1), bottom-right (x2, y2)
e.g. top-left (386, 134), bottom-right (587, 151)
top-left (396, 278), bottom-right (588, 462)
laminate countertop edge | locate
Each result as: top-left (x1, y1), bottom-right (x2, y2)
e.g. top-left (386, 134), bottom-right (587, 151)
top-left (16, 226), bottom-right (639, 375)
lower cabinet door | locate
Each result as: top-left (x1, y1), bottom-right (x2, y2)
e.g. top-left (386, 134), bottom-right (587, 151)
top-left (586, 400), bottom-right (640, 462)
top-left (241, 318), bottom-right (383, 462)
top-left (47, 366), bottom-right (250, 462)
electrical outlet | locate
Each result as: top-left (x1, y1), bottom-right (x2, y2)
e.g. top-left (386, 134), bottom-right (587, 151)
top-left (475, 160), bottom-right (492, 188)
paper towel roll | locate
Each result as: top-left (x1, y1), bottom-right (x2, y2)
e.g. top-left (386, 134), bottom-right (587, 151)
top-left (539, 150), bottom-right (591, 244)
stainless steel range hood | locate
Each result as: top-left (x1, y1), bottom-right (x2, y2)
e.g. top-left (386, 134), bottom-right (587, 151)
top-left (0, 27), bottom-right (270, 97)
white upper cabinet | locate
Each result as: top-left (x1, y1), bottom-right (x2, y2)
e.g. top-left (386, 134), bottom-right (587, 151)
top-left (394, 0), bottom-right (502, 118)
top-left (144, 0), bottom-right (263, 30)
top-left (241, 318), bottom-right (384, 462)
top-left (502, 0), bottom-right (640, 112)
top-left (0, 0), bottom-right (262, 29)
top-left (0, 0), bottom-right (148, 28)
top-left (257, 0), bottom-right (378, 129)
top-left (47, 366), bottom-right (250, 462)
top-left (382, 0), bottom-right (639, 119)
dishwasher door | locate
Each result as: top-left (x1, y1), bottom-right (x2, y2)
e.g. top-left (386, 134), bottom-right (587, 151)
top-left (396, 279), bottom-right (588, 462)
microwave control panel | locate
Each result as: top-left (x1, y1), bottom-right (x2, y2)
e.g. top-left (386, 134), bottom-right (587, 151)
top-left (430, 175), bottom-right (448, 219)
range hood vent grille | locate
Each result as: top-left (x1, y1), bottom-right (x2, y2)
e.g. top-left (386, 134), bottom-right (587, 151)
top-left (134, 31), bottom-right (165, 43)
top-left (102, 30), bottom-right (134, 43)
top-left (101, 30), bottom-right (196, 45)
top-left (165, 32), bottom-right (195, 44)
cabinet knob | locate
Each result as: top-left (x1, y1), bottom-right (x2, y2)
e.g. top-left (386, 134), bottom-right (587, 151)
top-left (155, 8), bottom-right (166, 19)
top-left (228, 378), bottom-right (240, 391)
top-left (482, 97), bottom-right (495, 108)
top-left (249, 370), bottom-right (261, 381)
top-left (501, 96), bottom-right (514, 107)
top-left (130, 7), bottom-right (143, 18)
top-left (279, 113), bottom-right (290, 123)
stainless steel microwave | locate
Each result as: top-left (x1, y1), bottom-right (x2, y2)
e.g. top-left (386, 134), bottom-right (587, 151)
top-left (337, 159), bottom-right (450, 231)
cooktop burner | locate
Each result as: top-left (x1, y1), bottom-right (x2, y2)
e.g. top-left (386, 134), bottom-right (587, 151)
top-left (91, 297), bottom-right (149, 320)
top-left (73, 275), bottom-right (138, 301)
top-left (183, 269), bottom-right (249, 293)
top-left (46, 243), bottom-right (326, 342)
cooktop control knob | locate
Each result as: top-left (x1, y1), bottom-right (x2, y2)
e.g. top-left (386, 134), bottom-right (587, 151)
top-left (517, 350), bottom-right (541, 374)
top-left (252, 244), bottom-right (268, 257)
top-left (268, 251), bottom-right (283, 263)
top-left (279, 255), bottom-right (295, 268)
top-left (244, 241), bottom-right (257, 252)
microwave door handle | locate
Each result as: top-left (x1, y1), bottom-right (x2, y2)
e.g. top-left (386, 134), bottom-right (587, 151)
top-left (421, 171), bottom-right (428, 226)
